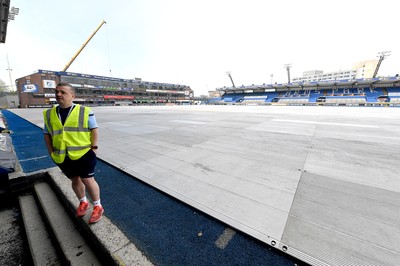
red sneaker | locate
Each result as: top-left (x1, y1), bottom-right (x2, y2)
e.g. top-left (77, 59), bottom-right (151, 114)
top-left (76, 201), bottom-right (89, 217)
top-left (89, 205), bottom-right (104, 224)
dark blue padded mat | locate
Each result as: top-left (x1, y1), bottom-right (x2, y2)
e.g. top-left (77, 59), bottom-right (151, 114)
top-left (2, 110), bottom-right (54, 172)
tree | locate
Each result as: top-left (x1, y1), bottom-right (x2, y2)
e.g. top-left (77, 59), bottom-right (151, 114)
top-left (0, 78), bottom-right (6, 93)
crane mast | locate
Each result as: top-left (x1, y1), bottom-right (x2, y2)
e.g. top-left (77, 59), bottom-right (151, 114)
top-left (62, 20), bottom-right (106, 72)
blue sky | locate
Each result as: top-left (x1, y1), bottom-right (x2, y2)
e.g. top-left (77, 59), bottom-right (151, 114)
top-left (1, 0), bottom-right (399, 95)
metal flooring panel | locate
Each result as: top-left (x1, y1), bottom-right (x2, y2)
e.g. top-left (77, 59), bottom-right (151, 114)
top-left (11, 105), bottom-right (400, 265)
top-left (283, 172), bottom-right (400, 266)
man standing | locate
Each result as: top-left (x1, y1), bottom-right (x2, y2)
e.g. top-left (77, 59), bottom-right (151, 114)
top-left (43, 82), bottom-right (104, 224)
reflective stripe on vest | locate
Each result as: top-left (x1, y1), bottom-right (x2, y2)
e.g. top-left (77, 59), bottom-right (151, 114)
top-left (43, 105), bottom-right (92, 163)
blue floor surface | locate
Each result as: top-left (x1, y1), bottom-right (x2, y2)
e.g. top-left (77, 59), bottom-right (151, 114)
top-left (2, 109), bottom-right (306, 266)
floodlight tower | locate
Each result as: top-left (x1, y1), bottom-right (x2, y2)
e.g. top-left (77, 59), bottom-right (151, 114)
top-left (372, 51), bottom-right (391, 78)
top-left (8, 6), bottom-right (20, 21)
top-left (226, 71), bottom-right (236, 88)
top-left (2, 6), bottom-right (19, 43)
top-left (270, 73), bottom-right (273, 84)
top-left (284, 64), bottom-right (292, 83)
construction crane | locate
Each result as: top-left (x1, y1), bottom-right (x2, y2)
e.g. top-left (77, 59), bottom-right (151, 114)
top-left (372, 51), bottom-right (391, 78)
top-left (62, 20), bottom-right (107, 72)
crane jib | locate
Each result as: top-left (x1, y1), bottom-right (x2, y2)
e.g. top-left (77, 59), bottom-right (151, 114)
top-left (62, 20), bottom-right (107, 72)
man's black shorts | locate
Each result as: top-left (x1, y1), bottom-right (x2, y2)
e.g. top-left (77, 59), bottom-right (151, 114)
top-left (56, 149), bottom-right (97, 179)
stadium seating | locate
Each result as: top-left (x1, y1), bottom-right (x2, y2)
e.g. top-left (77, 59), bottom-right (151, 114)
top-left (209, 77), bottom-right (400, 106)
top-left (241, 95), bottom-right (268, 105)
top-left (365, 88), bottom-right (382, 102)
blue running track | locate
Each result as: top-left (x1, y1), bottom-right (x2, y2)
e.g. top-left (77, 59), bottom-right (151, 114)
top-left (2, 109), bottom-right (306, 266)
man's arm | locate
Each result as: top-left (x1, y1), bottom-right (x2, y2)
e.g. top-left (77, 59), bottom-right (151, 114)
top-left (91, 128), bottom-right (99, 151)
top-left (44, 133), bottom-right (54, 155)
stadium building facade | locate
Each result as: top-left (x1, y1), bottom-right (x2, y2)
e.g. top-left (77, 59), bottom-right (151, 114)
top-left (292, 69), bottom-right (357, 83)
top-left (15, 70), bottom-right (194, 108)
top-left (292, 60), bottom-right (378, 83)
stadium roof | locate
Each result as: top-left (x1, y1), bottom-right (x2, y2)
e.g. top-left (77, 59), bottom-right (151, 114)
top-left (0, 0), bottom-right (10, 43)
top-left (218, 76), bottom-right (400, 92)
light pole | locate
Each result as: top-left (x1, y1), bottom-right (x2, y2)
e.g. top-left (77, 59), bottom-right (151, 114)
top-left (284, 64), bottom-right (292, 84)
top-left (372, 51), bottom-right (391, 78)
top-left (8, 6), bottom-right (20, 21)
top-left (226, 71), bottom-right (236, 88)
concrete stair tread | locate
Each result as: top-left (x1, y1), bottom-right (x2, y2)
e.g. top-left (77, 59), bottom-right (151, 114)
top-left (34, 182), bottom-right (101, 265)
top-left (19, 194), bottom-right (61, 266)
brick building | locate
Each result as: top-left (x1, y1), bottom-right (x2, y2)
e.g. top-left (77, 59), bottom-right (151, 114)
top-left (16, 70), bottom-right (193, 108)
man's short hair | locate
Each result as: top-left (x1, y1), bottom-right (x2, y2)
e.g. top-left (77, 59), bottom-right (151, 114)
top-left (56, 82), bottom-right (76, 94)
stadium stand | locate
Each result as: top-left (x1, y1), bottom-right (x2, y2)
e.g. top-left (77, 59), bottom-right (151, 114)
top-left (389, 97), bottom-right (400, 103)
top-left (241, 95), bottom-right (268, 105)
top-left (15, 70), bottom-right (193, 108)
top-left (210, 76), bottom-right (400, 107)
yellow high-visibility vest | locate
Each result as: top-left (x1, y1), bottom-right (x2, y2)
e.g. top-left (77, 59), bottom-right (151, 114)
top-left (43, 105), bottom-right (91, 163)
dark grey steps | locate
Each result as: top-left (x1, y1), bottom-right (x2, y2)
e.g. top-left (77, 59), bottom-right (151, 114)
top-left (19, 194), bottom-right (61, 266)
top-left (19, 182), bottom-right (102, 265)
